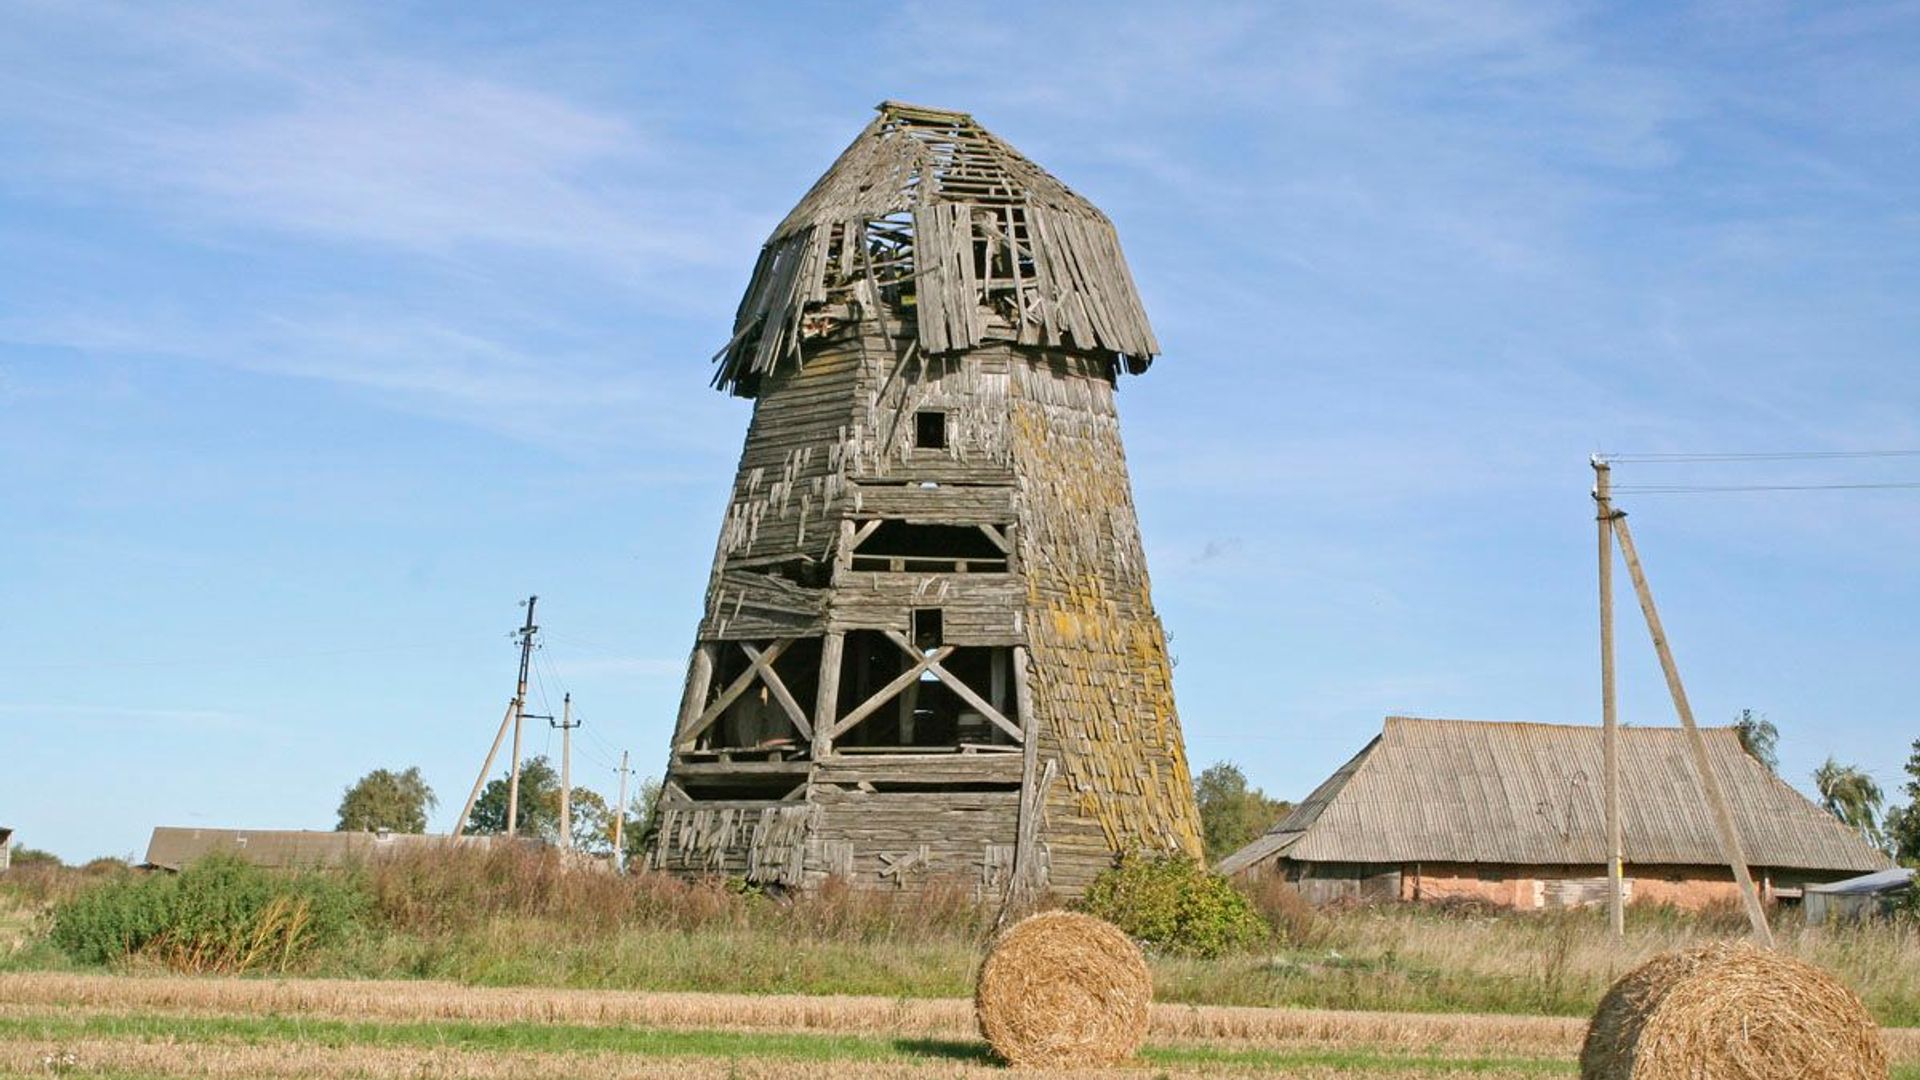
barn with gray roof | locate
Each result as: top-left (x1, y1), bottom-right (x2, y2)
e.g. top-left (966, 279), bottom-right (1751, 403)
top-left (1218, 716), bottom-right (1890, 909)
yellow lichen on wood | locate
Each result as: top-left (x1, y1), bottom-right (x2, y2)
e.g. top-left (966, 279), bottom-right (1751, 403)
top-left (1011, 388), bottom-right (1203, 863)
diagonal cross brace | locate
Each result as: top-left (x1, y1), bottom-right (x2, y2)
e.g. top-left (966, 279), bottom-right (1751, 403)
top-left (742, 641), bottom-right (813, 741)
top-left (678, 638), bottom-right (796, 749)
top-left (824, 644), bottom-right (955, 741)
top-left (880, 631), bottom-right (1023, 742)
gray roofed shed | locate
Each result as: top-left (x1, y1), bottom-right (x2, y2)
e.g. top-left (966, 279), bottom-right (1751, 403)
top-left (143, 827), bottom-right (515, 872)
top-left (1804, 868), bottom-right (1915, 924)
top-left (1218, 716), bottom-right (1891, 877)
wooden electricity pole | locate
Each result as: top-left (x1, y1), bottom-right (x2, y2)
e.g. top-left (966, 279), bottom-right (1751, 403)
top-left (1611, 515), bottom-right (1774, 946)
top-left (453, 699), bottom-right (515, 837)
top-left (612, 750), bottom-right (632, 872)
top-left (1593, 457), bottom-right (1625, 939)
top-left (454, 596), bottom-right (540, 838)
top-left (504, 597), bottom-right (540, 838)
top-left (554, 694), bottom-right (581, 850)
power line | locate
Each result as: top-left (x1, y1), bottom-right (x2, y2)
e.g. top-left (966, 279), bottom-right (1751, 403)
top-left (1612, 482), bottom-right (1920, 494)
top-left (1602, 450), bottom-right (1920, 463)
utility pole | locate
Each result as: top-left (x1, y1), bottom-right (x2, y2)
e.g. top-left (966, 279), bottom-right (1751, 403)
top-left (453, 699), bottom-right (516, 838)
top-left (612, 751), bottom-right (632, 873)
top-left (504, 596), bottom-right (540, 838)
top-left (455, 596), bottom-right (541, 838)
top-left (1593, 457), bottom-right (1625, 939)
top-left (1612, 515), bottom-right (1774, 946)
top-left (553, 694), bottom-right (581, 850)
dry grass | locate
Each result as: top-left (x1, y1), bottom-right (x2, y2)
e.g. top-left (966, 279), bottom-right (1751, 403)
top-left (1175, 901), bottom-right (1920, 1023)
top-left (6, 972), bottom-right (1916, 1063)
top-left (363, 846), bottom-right (991, 941)
top-left (1580, 942), bottom-right (1888, 1079)
top-left (10, 849), bottom-right (1918, 1025)
top-left (976, 912), bottom-right (1151, 1067)
top-left (0, 1036), bottom-right (1570, 1079)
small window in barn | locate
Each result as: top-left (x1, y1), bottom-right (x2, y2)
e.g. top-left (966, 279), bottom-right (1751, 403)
top-left (912, 608), bottom-right (944, 650)
top-left (914, 410), bottom-right (948, 450)
top-left (1478, 866), bottom-right (1505, 882)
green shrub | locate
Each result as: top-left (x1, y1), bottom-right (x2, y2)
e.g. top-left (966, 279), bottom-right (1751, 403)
top-left (49, 855), bottom-right (365, 972)
top-left (1076, 853), bottom-right (1265, 958)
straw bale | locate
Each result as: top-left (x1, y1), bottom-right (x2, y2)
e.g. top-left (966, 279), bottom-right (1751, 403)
top-left (974, 911), bottom-right (1150, 1067)
top-left (1581, 942), bottom-right (1887, 1079)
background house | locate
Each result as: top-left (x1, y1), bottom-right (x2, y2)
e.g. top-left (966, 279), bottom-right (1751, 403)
top-left (1218, 716), bottom-right (1889, 909)
top-left (1804, 868), bottom-right (1915, 925)
top-left (141, 827), bottom-right (523, 872)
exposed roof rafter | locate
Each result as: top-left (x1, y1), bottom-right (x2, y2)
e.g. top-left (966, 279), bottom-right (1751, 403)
top-left (714, 102), bottom-right (1159, 397)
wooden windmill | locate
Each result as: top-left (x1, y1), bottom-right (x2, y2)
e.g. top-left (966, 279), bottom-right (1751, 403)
top-left (649, 102), bottom-right (1203, 896)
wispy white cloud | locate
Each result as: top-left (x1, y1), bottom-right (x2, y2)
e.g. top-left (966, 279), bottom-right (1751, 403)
top-left (0, 305), bottom-right (738, 457)
top-left (0, 702), bottom-right (256, 732)
top-left (0, 3), bottom-right (758, 279)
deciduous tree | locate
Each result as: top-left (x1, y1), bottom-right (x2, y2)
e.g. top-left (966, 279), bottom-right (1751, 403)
top-left (1195, 762), bottom-right (1292, 865)
top-left (464, 757), bottom-right (560, 838)
top-left (1733, 709), bottom-right (1779, 773)
top-left (1815, 757), bottom-right (1886, 851)
top-left (1884, 739), bottom-right (1920, 866)
top-left (335, 766), bottom-right (436, 833)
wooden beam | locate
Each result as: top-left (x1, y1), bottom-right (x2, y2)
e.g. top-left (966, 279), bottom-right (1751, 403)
top-left (881, 630), bottom-right (1021, 741)
top-left (1006, 643), bottom-right (1045, 913)
top-left (825, 646), bottom-right (953, 740)
top-left (741, 641), bottom-right (812, 741)
top-left (673, 644), bottom-right (717, 740)
top-left (976, 523), bottom-right (1011, 553)
top-left (1613, 513), bottom-right (1773, 946)
top-left (669, 761), bottom-right (810, 777)
top-left (680, 639), bottom-right (794, 749)
top-left (813, 631), bottom-right (844, 758)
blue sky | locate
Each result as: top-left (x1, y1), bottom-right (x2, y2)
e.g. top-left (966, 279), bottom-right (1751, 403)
top-left (3, 2), bottom-right (1917, 862)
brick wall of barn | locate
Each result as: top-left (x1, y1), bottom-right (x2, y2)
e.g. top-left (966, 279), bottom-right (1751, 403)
top-left (1277, 860), bottom-right (1851, 911)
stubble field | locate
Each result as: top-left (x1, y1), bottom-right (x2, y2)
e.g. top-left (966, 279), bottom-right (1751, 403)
top-left (2, 972), bottom-right (1919, 1079)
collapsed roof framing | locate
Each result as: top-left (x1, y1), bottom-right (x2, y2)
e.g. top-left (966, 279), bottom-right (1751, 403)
top-left (714, 102), bottom-right (1159, 396)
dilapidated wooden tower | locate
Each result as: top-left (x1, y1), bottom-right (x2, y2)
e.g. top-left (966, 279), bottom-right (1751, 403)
top-left (648, 101), bottom-right (1202, 897)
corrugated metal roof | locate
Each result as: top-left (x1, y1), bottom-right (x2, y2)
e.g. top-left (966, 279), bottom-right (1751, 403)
top-left (1805, 868), bottom-right (1913, 896)
top-left (1226, 717), bottom-right (1890, 873)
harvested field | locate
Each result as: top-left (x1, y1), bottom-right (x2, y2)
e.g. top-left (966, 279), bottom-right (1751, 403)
top-left (0, 1037), bottom-right (1573, 1079)
top-left (0, 972), bottom-right (1591, 1053)
top-left (0, 973), bottom-right (1917, 1079)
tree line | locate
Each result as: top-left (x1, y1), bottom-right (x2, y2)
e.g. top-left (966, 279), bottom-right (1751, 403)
top-left (1736, 711), bottom-right (1917, 864)
top-left (333, 761), bottom-right (660, 863)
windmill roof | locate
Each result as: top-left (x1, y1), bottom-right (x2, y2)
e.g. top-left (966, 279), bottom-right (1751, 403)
top-left (1217, 716), bottom-right (1892, 876)
top-left (715, 102), bottom-right (1158, 395)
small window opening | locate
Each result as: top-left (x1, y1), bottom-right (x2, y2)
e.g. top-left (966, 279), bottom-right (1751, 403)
top-left (850, 521), bottom-right (1008, 574)
top-left (912, 608), bottom-right (944, 650)
top-left (914, 410), bottom-right (948, 449)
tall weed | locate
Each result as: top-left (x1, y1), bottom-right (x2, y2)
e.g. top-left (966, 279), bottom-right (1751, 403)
top-left (48, 855), bottom-right (363, 972)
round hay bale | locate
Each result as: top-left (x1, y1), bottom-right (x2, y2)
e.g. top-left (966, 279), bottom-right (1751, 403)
top-left (1580, 942), bottom-right (1888, 1080)
top-left (974, 910), bottom-right (1151, 1067)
